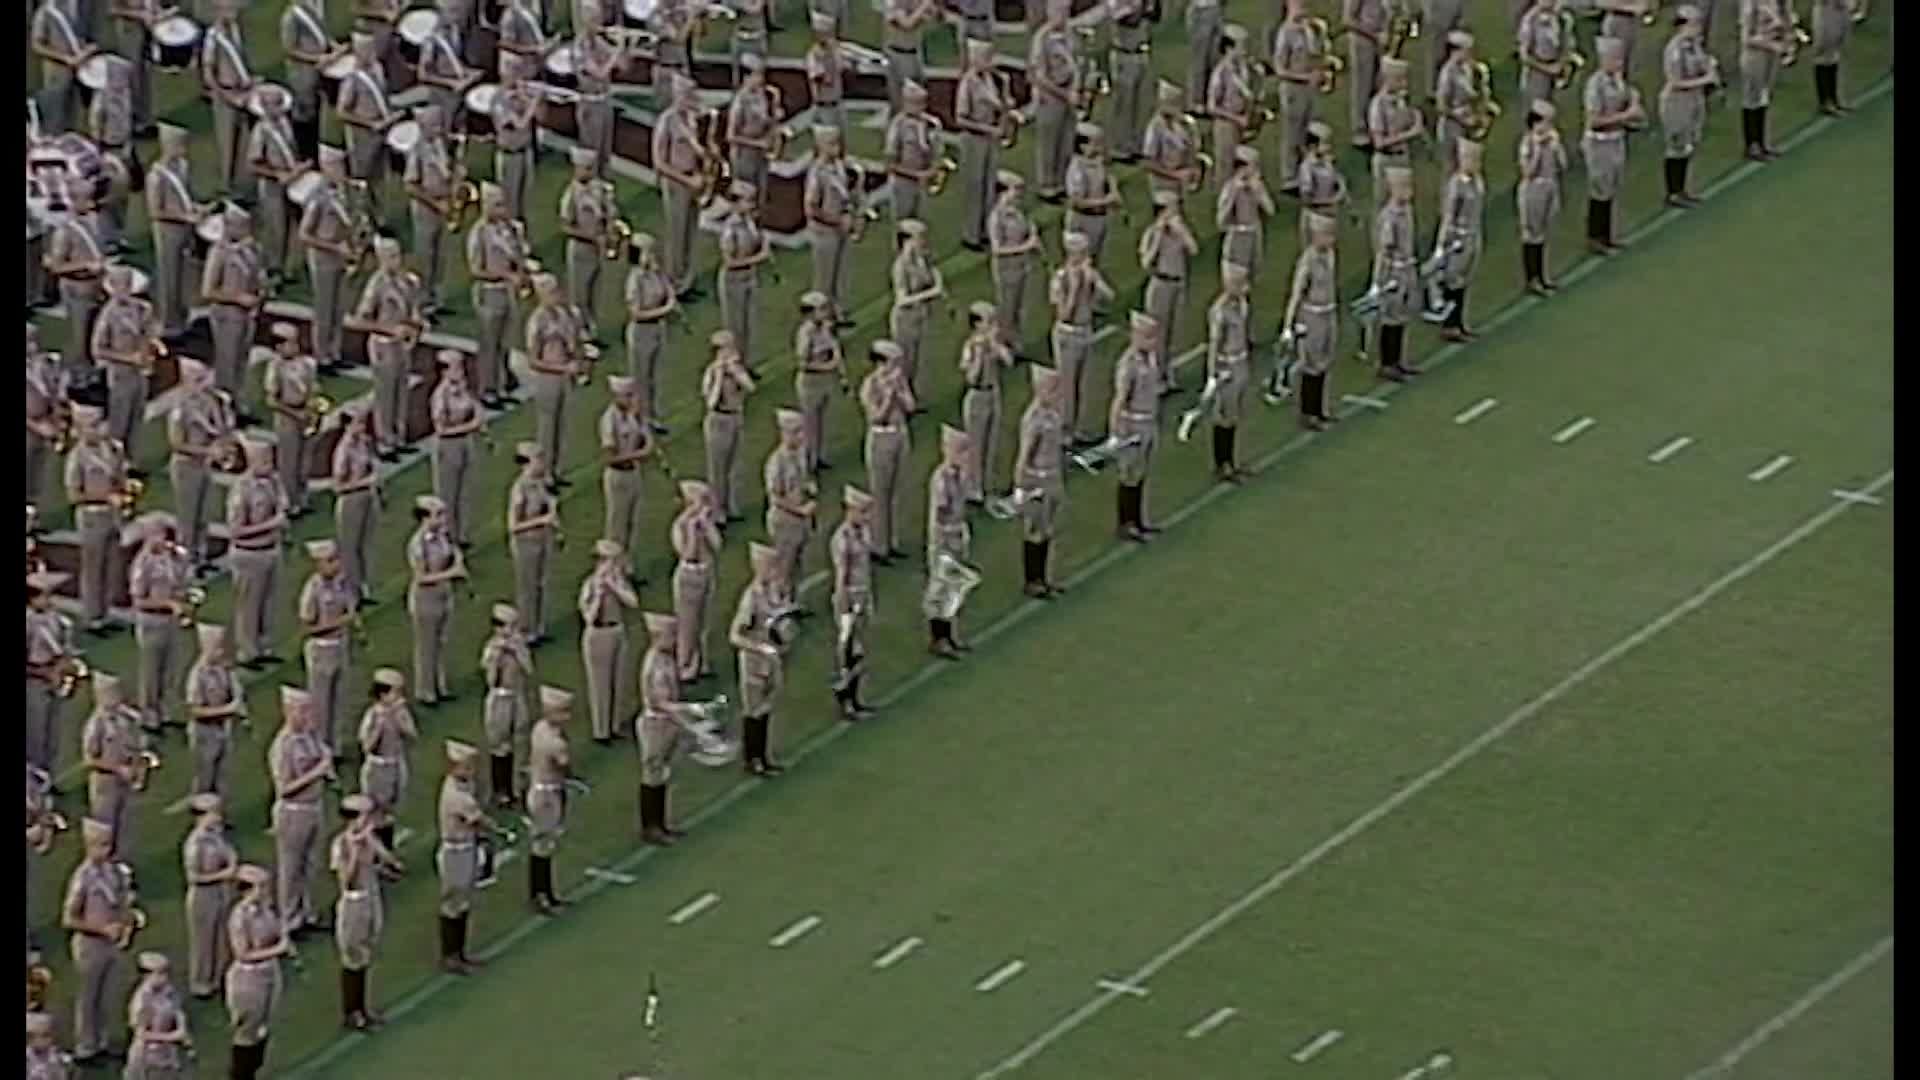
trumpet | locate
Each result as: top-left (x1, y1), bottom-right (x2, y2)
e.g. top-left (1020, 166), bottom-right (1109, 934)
top-left (131, 749), bottom-right (162, 793)
top-left (303, 394), bottom-right (335, 437)
top-left (55, 655), bottom-right (91, 699)
top-left (176, 586), bottom-right (208, 628)
top-left (694, 110), bottom-right (734, 208)
top-left (604, 217), bottom-right (634, 261)
top-left (927, 153), bottom-right (960, 196)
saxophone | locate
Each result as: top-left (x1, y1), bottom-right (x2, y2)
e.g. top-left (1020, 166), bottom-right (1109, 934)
top-left (55, 655), bottom-right (91, 699)
top-left (303, 394), bottom-right (335, 437)
top-left (1308, 17), bottom-right (1345, 95)
top-left (1554, 10), bottom-right (1588, 90)
top-left (177, 585), bottom-right (208, 628)
top-left (994, 71), bottom-right (1030, 149)
top-left (1778, 4), bottom-right (1812, 67)
top-left (924, 115), bottom-right (959, 196)
top-left (1464, 60), bottom-right (1503, 140)
top-left (846, 161), bottom-right (880, 241)
top-left (1179, 115), bottom-right (1213, 191)
top-left (112, 861), bottom-right (150, 950)
top-left (1385, 7), bottom-right (1421, 57)
top-left (694, 109), bottom-right (734, 209)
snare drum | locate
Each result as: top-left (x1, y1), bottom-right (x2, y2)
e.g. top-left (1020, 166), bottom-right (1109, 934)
top-left (320, 54), bottom-right (359, 103)
top-left (77, 54), bottom-right (112, 92)
top-left (192, 214), bottom-right (226, 262)
top-left (396, 7), bottom-right (442, 65)
top-left (385, 119), bottom-right (422, 174)
top-left (150, 15), bottom-right (201, 71)
top-left (463, 83), bottom-right (500, 138)
top-left (543, 44), bottom-right (578, 92)
top-left (286, 169), bottom-right (327, 208)
top-left (622, 0), bottom-right (660, 27)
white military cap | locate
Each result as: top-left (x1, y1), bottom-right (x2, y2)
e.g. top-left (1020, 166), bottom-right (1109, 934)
top-left (593, 538), bottom-right (623, 558)
top-left (1030, 363), bottom-right (1060, 394)
top-left (135, 510), bottom-right (178, 539)
top-left (71, 403), bottom-right (107, 427)
top-left (1222, 23), bottom-right (1247, 44)
top-left (1063, 231), bottom-right (1090, 255)
top-left (271, 321), bottom-right (301, 342)
top-left (1307, 119), bottom-right (1333, 141)
top-left (799, 290), bottom-right (829, 311)
top-left (104, 264), bottom-right (137, 295)
top-left (903, 80), bottom-right (928, 103)
top-left (1151, 188), bottom-right (1180, 208)
top-left (1234, 144), bottom-right (1259, 165)
top-left (437, 348), bottom-right (464, 369)
top-left (173, 355), bottom-right (209, 385)
top-left (375, 235), bottom-right (403, 259)
top-left (92, 671), bottom-right (123, 700)
top-left (966, 39), bottom-right (994, 62)
top-left (871, 339), bottom-right (904, 362)
top-left (809, 10), bottom-right (835, 31)
top-left (631, 231), bottom-right (657, 252)
top-left (1447, 29), bottom-right (1473, 49)
top-left (235, 864), bottom-right (272, 887)
top-left (897, 218), bottom-right (927, 237)
top-left (373, 667), bottom-right (406, 689)
top-left (641, 610), bottom-right (676, 637)
top-left (538, 686), bottom-right (573, 713)
top-left (137, 951), bottom-right (169, 973)
top-left (26, 569), bottom-right (70, 592)
top-left (996, 169), bottom-right (1025, 189)
top-left (1075, 121), bottom-right (1102, 140)
top-left (678, 478), bottom-right (711, 502)
top-left (1157, 79), bottom-right (1183, 105)
top-left (491, 602), bottom-right (519, 623)
top-left (27, 1013), bottom-right (53, 1037)
top-left (1383, 164), bottom-right (1413, 185)
top-left (1457, 138), bottom-right (1485, 167)
top-left (250, 82), bottom-right (292, 116)
top-left (812, 124), bottom-right (841, 145)
top-left (708, 329), bottom-right (736, 350)
top-left (515, 440), bottom-right (541, 459)
top-left (1307, 211), bottom-right (1338, 237)
top-left (672, 72), bottom-right (698, 98)
top-left (305, 539), bottom-right (339, 560)
top-left (445, 739), bottom-right (479, 764)
top-left (415, 494), bottom-right (447, 514)
top-left (1221, 262), bottom-right (1249, 285)
top-left (774, 407), bottom-right (805, 433)
top-left (940, 424), bottom-right (969, 456)
top-left (352, 31), bottom-right (375, 51)
top-left (968, 299), bottom-right (997, 321)
top-left (570, 146), bottom-right (595, 167)
top-left (1129, 310), bottom-right (1159, 332)
top-left (608, 374), bottom-right (638, 395)
top-left (843, 485), bottom-right (873, 509)
top-left (82, 817), bottom-right (114, 845)
top-left (158, 123), bottom-right (190, 151)
top-left (195, 622), bottom-right (227, 653)
top-left (280, 685), bottom-right (312, 713)
top-left (417, 103), bottom-right (446, 131)
top-left (319, 144), bottom-right (348, 169)
top-left (740, 52), bottom-right (764, 72)
top-left (727, 180), bottom-right (756, 202)
top-left (748, 540), bottom-right (776, 574)
top-left (1595, 35), bottom-right (1627, 62)
top-left (187, 792), bottom-right (223, 815)
top-left (340, 793), bottom-right (374, 815)
top-left (1381, 57), bottom-right (1410, 77)
top-left (480, 180), bottom-right (505, 206)
top-left (1532, 99), bottom-right (1558, 121)
top-left (1675, 3), bottom-right (1701, 20)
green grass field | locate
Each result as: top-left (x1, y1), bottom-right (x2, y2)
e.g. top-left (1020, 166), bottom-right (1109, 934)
top-left (24, 4), bottom-right (1891, 1077)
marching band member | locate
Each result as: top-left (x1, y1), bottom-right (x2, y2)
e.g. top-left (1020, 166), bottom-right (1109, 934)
top-left (24, 1005), bottom-right (72, 1077)
top-left (1369, 165), bottom-right (1421, 381)
top-left (124, 951), bottom-right (189, 1074)
top-left (80, 671), bottom-right (141, 858)
top-left (954, 39), bottom-right (1005, 251)
top-left (1345, 0), bottom-right (1389, 149)
top-left (406, 104), bottom-right (460, 313)
top-left (884, 0), bottom-right (937, 111)
top-left (1582, 37), bottom-right (1641, 255)
top-left (638, 613), bottom-right (695, 839)
top-left (657, 76), bottom-right (707, 300)
top-left (481, 604), bottom-right (534, 807)
top-left (925, 426), bottom-right (974, 657)
top-left (430, 350), bottom-right (484, 546)
top-left (1739, 0), bottom-right (1787, 160)
top-left (280, 0), bottom-right (336, 159)
top-left (358, 669), bottom-right (418, 854)
top-left (575, 0), bottom-right (623, 178)
top-left (793, 293), bottom-right (849, 475)
top-left (1434, 30), bottom-right (1478, 176)
top-left (560, 146), bottom-right (611, 317)
top-left (332, 402), bottom-right (382, 601)
top-left (356, 0), bottom-right (405, 62)
top-left (46, 184), bottom-right (108, 380)
top-left (600, 376), bottom-right (654, 574)
top-left (1187, 0), bottom-right (1225, 116)
top-left (62, 818), bottom-right (131, 1066)
top-left (1811, 0), bottom-right (1855, 115)
top-left (202, 0), bottom-right (255, 195)
top-left (298, 538), bottom-right (359, 756)
top-left (670, 480), bottom-right (722, 683)
top-left (224, 863), bottom-right (289, 1079)
top-left (167, 359), bottom-right (228, 574)
top-left (300, 145), bottom-right (358, 374)
top-left (493, 53), bottom-right (542, 218)
top-left (1110, 311), bottom-right (1164, 542)
top-left (407, 494), bottom-right (466, 705)
top-left (92, 263), bottom-right (159, 458)
top-left (526, 272), bottom-right (582, 479)
top-left (956, 0), bottom-right (990, 42)
top-left (1519, 100), bottom-right (1568, 295)
top-left (181, 793), bottom-right (236, 999)
top-left (726, 55), bottom-right (780, 198)
top-left (1661, 6), bottom-right (1717, 209)
top-left (1065, 123), bottom-right (1121, 266)
top-left (526, 686), bottom-right (575, 905)
top-left (1209, 23), bottom-right (1256, 190)
top-left (465, 183), bottom-right (525, 406)
top-left (64, 403), bottom-right (129, 633)
top-left (716, 184), bottom-right (768, 368)
top-left (1139, 190), bottom-right (1197, 395)
top-left (958, 302), bottom-right (1012, 504)
top-left (262, 322), bottom-right (318, 516)
top-left (1051, 232), bottom-right (1115, 448)
top-left (351, 237), bottom-right (425, 460)
top-left (1218, 144), bottom-right (1276, 280)
top-left (765, 407), bottom-right (818, 610)
top-left (1424, 0), bottom-right (1468, 99)
top-left (1281, 213), bottom-right (1342, 427)
top-left (1434, 138), bottom-right (1487, 341)
top-left (731, 541), bottom-right (789, 777)
top-left (1028, 0), bottom-right (1078, 203)
top-left (1108, 0), bottom-right (1153, 161)
top-left (732, 0), bottom-right (768, 80)
top-left (805, 125), bottom-right (857, 323)
top-left (1600, 0), bottom-right (1651, 79)
top-left (417, 11), bottom-right (478, 121)
top-left (25, 326), bottom-right (68, 506)
top-left (227, 432), bottom-right (289, 667)
top-left (31, 0), bottom-right (93, 137)
top-left (886, 81), bottom-right (939, 227)
top-left (1517, 0), bottom-right (1574, 120)
top-left (496, 0), bottom-right (547, 71)
top-left (989, 170), bottom-right (1040, 358)
top-left (702, 331), bottom-right (756, 521)
top-left (331, 793), bottom-right (401, 1030)
top-left (268, 686), bottom-right (331, 938)
top-left (107, 0), bottom-right (157, 135)
top-left (1367, 56), bottom-right (1424, 215)
top-left (87, 54), bottom-right (135, 253)
top-left (1203, 267), bottom-right (1253, 482)
top-left (508, 442), bottom-right (559, 645)
top-left (579, 537), bottom-right (638, 744)
top-left (890, 220), bottom-right (942, 400)
top-left (1143, 80), bottom-right (1203, 199)
top-left (828, 487), bottom-right (876, 720)
top-left (248, 84), bottom-right (305, 281)
top-left (624, 234), bottom-right (678, 430)
top-left (25, 568), bottom-right (76, 778)
top-left (860, 341), bottom-right (915, 563)
top-left (202, 205), bottom-right (267, 403)
top-left (806, 12), bottom-right (850, 142)
top-left (1015, 364), bottom-right (1068, 598)
top-left (184, 625), bottom-right (242, 800)
top-left (337, 31), bottom-right (396, 215)
top-left (652, 0), bottom-right (697, 105)
top-left (126, 512), bottom-right (189, 732)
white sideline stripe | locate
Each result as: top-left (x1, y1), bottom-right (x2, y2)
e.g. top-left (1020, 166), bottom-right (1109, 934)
top-left (873, 936), bottom-right (924, 969)
top-left (1396, 1052), bottom-right (1455, 1079)
top-left (1681, 935), bottom-right (1893, 1080)
top-left (1553, 416), bottom-right (1596, 444)
top-left (1453, 398), bottom-right (1499, 425)
top-left (1649, 436), bottom-right (1695, 463)
top-left (668, 891), bottom-right (720, 925)
top-left (973, 471), bottom-right (1894, 1079)
top-left (975, 959), bottom-right (1027, 993)
top-left (584, 867), bottom-right (638, 886)
top-left (1182, 1007), bottom-right (1237, 1040)
top-left (1094, 978), bottom-right (1148, 998)
top-left (1830, 487), bottom-right (1884, 506)
top-left (1748, 454), bottom-right (1795, 483)
top-left (769, 914), bottom-right (823, 948)
top-left (1342, 394), bottom-right (1391, 411)
top-left (1290, 1028), bottom-right (1344, 1062)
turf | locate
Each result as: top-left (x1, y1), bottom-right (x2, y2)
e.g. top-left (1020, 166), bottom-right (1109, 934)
top-left (23, 4), bottom-right (1893, 1076)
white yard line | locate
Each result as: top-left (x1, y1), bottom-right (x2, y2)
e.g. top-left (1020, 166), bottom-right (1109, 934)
top-left (1681, 935), bottom-right (1893, 1079)
top-left (1395, 1051), bottom-right (1454, 1079)
top-left (974, 472), bottom-right (1894, 1079)
top-left (1748, 454), bottom-right (1795, 483)
top-left (1830, 487), bottom-right (1884, 506)
top-left (1552, 416), bottom-right (1596, 444)
top-left (1182, 1007), bottom-right (1237, 1041)
top-left (768, 914), bottom-right (822, 948)
top-left (873, 936), bottom-right (924, 970)
top-left (1093, 978), bottom-right (1148, 998)
top-left (1341, 394), bottom-right (1391, 411)
top-left (1290, 1028), bottom-right (1344, 1063)
top-left (667, 891), bottom-right (721, 926)
top-left (1452, 398), bottom-right (1499, 425)
top-left (974, 959), bottom-right (1027, 993)
top-left (1649, 436), bottom-right (1695, 464)
top-left (584, 867), bottom-right (638, 886)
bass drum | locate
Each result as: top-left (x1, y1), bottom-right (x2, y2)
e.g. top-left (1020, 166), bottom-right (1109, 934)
top-left (463, 83), bottom-right (500, 138)
top-left (150, 15), bottom-right (201, 71)
top-left (76, 54), bottom-right (111, 110)
top-left (286, 169), bottom-right (327, 208)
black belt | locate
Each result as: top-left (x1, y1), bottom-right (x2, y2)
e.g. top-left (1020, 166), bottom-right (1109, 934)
top-left (1152, 273), bottom-right (1185, 283)
top-left (710, 408), bottom-right (738, 415)
top-left (232, 542), bottom-right (277, 552)
top-left (966, 383), bottom-right (995, 392)
top-left (888, 45), bottom-right (920, 54)
top-left (1075, 208), bottom-right (1108, 217)
top-left (588, 621), bottom-right (620, 629)
top-left (608, 462), bottom-right (637, 472)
